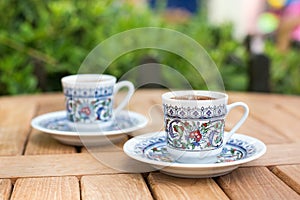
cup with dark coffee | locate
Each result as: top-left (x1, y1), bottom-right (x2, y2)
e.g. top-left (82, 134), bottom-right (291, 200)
top-left (162, 90), bottom-right (249, 163)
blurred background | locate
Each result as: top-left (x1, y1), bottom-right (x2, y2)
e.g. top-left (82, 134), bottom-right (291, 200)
top-left (0, 0), bottom-right (299, 95)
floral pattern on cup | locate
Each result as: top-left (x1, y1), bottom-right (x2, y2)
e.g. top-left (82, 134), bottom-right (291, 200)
top-left (163, 104), bottom-right (226, 119)
top-left (165, 118), bottom-right (225, 151)
top-left (67, 97), bottom-right (112, 123)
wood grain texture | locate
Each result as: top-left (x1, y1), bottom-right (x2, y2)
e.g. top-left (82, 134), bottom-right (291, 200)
top-left (228, 92), bottom-right (300, 119)
top-left (25, 96), bottom-right (76, 155)
top-left (229, 92), bottom-right (300, 142)
top-left (0, 97), bottom-right (36, 156)
top-left (0, 142), bottom-right (300, 179)
top-left (272, 165), bottom-right (300, 195)
top-left (148, 173), bottom-right (229, 200)
top-left (0, 179), bottom-right (12, 200)
top-left (242, 143), bottom-right (300, 166)
top-left (216, 167), bottom-right (300, 200)
top-left (225, 106), bottom-right (289, 144)
top-left (0, 152), bottom-right (154, 179)
top-left (11, 176), bottom-right (80, 200)
top-left (81, 174), bottom-right (153, 200)
top-left (251, 105), bottom-right (300, 141)
top-left (127, 89), bottom-right (164, 136)
top-left (81, 135), bottom-right (128, 153)
top-left (0, 153), bottom-right (111, 179)
top-left (24, 133), bottom-right (77, 155)
top-left (278, 100), bottom-right (300, 119)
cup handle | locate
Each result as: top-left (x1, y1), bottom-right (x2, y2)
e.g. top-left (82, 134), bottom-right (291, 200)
top-left (113, 81), bottom-right (134, 115)
top-left (224, 102), bottom-right (249, 143)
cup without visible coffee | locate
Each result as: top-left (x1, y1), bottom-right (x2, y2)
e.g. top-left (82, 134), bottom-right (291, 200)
top-left (61, 74), bottom-right (134, 131)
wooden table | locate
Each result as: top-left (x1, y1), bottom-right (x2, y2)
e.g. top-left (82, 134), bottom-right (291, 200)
top-left (0, 89), bottom-right (299, 200)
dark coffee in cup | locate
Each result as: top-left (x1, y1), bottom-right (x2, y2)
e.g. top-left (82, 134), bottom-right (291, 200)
top-left (162, 90), bottom-right (249, 163)
top-left (171, 95), bottom-right (216, 101)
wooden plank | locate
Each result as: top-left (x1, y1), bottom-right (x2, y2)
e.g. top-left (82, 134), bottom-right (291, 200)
top-left (81, 135), bottom-right (128, 153)
top-left (148, 172), bottom-right (229, 200)
top-left (24, 133), bottom-right (77, 155)
top-left (229, 92), bottom-right (300, 119)
top-left (216, 167), bottom-right (300, 200)
top-left (242, 143), bottom-right (300, 167)
top-left (251, 105), bottom-right (300, 141)
top-left (11, 176), bottom-right (80, 200)
top-left (272, 165), bottom-right (300, 195)
top-left (126, 89), bottom-right (165, 114)
top-left (0, 152), bottom-right (154, 179)
top-left (0, 142), bottom-right (300, 179)
top-left (0, 98), bottom-right (36, 156)
top-left (278, 102), bottom-right (300, 119)
top-left (0, 153), bottom-right (112, 179)
top-left (25, 96), bottom-right (76, 155)
top-left (225, 105), bottom-right (289, 144)
top-left (81, 174), bottom-right (152, 200)
top-left (268, 93), bottom-right (300, 119)
top-left (127, 90), bottom-right (165, 136)
top-left (229, 92), bottom-right (300, 141)
top-left (0, 179), bottom-right (12, 200)
top-left (131, 104), bottom-right (164, 137)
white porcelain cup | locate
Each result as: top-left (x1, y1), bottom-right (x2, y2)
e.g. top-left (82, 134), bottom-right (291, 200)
top-left (162, 90), bottom-right (249, 163)
top-left (61, 74), bottom-right (134, 130)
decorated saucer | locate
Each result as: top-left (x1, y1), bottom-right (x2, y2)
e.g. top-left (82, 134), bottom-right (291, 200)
top-left (31, 110), bottom-right (148, 146)
top-left (123, 131), bottom-right (266, 178)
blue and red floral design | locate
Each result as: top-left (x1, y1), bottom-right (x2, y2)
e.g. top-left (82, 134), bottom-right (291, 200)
top-left (64, 85), bottom-right (114, 123)
top-left (165, 118), bottom-right (225, 151)
top-left (66, 98), bottom-right (113, 123)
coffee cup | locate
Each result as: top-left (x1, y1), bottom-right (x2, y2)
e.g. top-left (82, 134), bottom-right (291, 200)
top-left (61, 74), bottom-right (134, 130)
top-left (162, 90), bottom-right (249, 163)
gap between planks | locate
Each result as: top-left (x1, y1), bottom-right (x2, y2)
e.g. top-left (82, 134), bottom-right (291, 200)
top-left (0, 98), bottom-right (37, 156)
top-left (216, 167), bottom-right (300, 200)
top-left (270, 164), bottom-right (300, 195)
top-left (24, 95), bottom-right (76, 155)
top-left (6, 174), bottom-right (154, 200)
top-left (148, 172), bottom-right (229, 200)
top-left (0, 142), bottom-right (300, 179)
top-left (10, 176), bottom-right (80, 200)
top-left (0, 179), bottom-right (12, 200)
top-left (81, 174), bottom-right (153, 200)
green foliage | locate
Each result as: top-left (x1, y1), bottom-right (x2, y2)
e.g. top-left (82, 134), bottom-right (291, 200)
top-left (0, 0), bottom-right (165, 94)
top-left (265, 42), bottom-right (300, 94)
top-left (0, 0), bottom-right (299, 95)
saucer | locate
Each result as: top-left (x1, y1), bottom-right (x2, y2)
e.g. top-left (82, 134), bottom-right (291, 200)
top-left (123, 131), bottom-right (266, 178)
top-left (31, 110), bottom-right (148, 146)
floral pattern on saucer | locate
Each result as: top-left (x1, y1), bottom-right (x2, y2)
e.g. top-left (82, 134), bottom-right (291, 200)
top-left (134, 134), bottom-right (256, 164)
top-left (31, 110), bottom-right (148, 136)
top-left (40, 112), bottom-right (139, 133)
top-left (124, 132), bottom-right (266, 178)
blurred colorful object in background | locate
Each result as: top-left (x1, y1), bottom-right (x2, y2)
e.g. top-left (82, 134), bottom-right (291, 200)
top-left (282, 0), bottom-right (300, 41)
top-left (257, 12), bottom-right (279, 34)
top-left (259, 0), bottom-right (300, 41)
top-left (267, 0), bottom-right (287, 9)
top-left (268, 0), bottom-right (300, 9)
